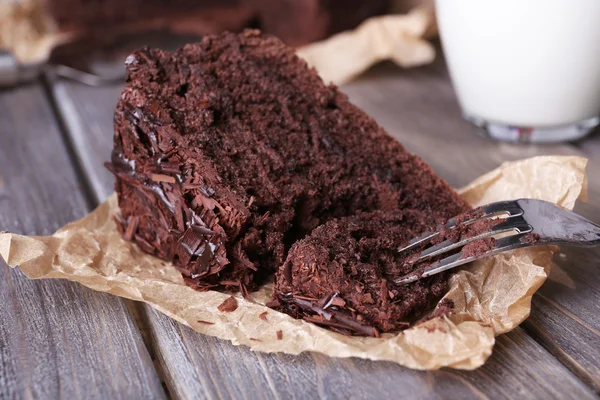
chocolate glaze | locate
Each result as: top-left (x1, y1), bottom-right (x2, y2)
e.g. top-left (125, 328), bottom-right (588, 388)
top-left (108, 143), bottom-right (226, 287)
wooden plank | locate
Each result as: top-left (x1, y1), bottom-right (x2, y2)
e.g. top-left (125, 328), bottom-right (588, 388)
top-left (50, 83), bottom-right (119, 202)
top-left (49, 62), bottom-right (599, 399)
top-left (144, 307), bottom-right (596, 400)
top-left (452, 327), bottom-right (598, 399)
top-left (0, 85), bottom-right (166, 399)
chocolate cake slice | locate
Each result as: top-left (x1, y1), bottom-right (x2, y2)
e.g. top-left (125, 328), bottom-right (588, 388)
top-left (108, 30), bottom-right (469, 296)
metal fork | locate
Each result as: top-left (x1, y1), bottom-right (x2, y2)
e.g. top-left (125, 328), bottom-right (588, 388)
top-left (395, 199), bottom-right (600, 284)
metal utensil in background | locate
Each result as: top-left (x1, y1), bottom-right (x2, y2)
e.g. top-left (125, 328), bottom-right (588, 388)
top-left (0, 30), bottom-right (205, 88)
top-left (0, 49), bottom-right (41, 86)
top-left (0, 48), bottom-right (125, 87)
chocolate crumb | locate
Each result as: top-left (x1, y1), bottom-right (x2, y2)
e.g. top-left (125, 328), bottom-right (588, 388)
top-left (276, 330), bottom-right (283, 340)
top-left (433, 298), bottom-right (454, 318)
top-left (424, 325), bottom-right (448, 334)
top-left (259, 311), bottom-right (268, 321)
top-left (461, 238), bottom-right (496, 259)
top-left (217, 296), bottom-right (238, 312)
top-left (520, 232), bottom-right (541, 244)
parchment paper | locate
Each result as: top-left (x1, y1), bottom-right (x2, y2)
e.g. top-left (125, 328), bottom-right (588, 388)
top-left (297, 6), bottom-right (436, 85)
top-left (0, 156), bottom-right (587, 370)
top-left (0, 0), bottom-right (68, 64)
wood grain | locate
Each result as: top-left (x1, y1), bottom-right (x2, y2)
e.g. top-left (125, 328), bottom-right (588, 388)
top-left (143, 306), bottom-right (596, 400)
top-left (50, 82), bottom-right (119, 202)
top-left (48, 54), bottom-right (600, 399)
top-left (0, 84), bottom-right (166, 399)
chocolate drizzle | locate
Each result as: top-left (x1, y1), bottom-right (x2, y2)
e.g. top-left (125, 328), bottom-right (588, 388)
top-left (107, 111), bottom-right (229, 289)
top-left (285, 295), bottom-right (379, 337)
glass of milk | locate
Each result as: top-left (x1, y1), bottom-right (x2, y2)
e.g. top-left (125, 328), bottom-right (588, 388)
top-left (436, 0), bottom-right (600, 143)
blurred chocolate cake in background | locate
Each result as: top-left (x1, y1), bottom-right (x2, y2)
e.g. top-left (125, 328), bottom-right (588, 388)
top-left (250, 0), bottom-right (390, 46)
top-left (43, 0), bottom-right (390, 46)
top-left (44, 0), bottom-right (253, 37)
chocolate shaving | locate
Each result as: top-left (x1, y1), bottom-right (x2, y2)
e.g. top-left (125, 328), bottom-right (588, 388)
top-left (217, 296), bottom-right (238, 312)
top-left (123, 216), bottom-right (139, 241)
top-left (276, 330), bottom-right (283, 340)
top-left (290, 297), bottom-right (378, 337)
top-left (134, 234), bottom-right (155, 254)
top-left (114, 215), bottom-right (125, 235)
top-left (330, 297), bottom-right (346, 308)
top-left (319, 292), bottom-right (345, 310)
top-left (259, 311), bottom-right (268, 321)
top-left (151, 174), bottom-right (176, 183)
top-left (197, 320), bottom-right (215, 325)
top-left (219, 280), bottom-right (240, 286)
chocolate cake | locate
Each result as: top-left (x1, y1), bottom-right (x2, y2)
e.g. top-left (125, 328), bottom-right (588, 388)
top-left (45, 0), bottom-right (389, 46)
top-left (44, 0), bottom-right (250, 33)
top-left (108, 30), bottom-right (469, 328)
top-left (251, 0), bottom-right (390, 46)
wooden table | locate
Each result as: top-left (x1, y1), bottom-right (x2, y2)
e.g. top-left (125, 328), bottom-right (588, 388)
top-left (1, 54), bottom-right (599, 399)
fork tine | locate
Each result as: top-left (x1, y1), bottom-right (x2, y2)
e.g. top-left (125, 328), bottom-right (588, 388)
top-left (396, 214), bottom-right (481, 253)
top-left (411, 216), bottom-right (532, 263)
top-left (480, 200), bottom-right (524, 217)
top-left (395, 233), bottom-right (530, 284)
top-left (397, 200), bottom-right (524, 254)
top-left (396, 229), bottom-right (439, 253)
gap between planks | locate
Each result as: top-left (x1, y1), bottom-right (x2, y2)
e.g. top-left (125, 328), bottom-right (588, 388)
top-left (0, 83), bottom-right (167, 399)
top-left (40, 75), bottom-right (174, 398)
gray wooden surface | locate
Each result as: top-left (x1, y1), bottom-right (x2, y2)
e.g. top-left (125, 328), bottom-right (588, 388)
top-left (0, 85), bottom-right (165, 399)
top-left (0, 53), bottom-right (599, 399)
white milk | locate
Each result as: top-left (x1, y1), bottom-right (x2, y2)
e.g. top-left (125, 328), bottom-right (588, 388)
top-left (436, 0), bottom-right (600, 128)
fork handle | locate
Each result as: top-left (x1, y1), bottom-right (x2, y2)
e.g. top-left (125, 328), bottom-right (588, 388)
top-left (517, 199), bottom-right (600, 246)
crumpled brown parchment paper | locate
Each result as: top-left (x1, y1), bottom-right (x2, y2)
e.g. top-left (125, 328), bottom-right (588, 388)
top-left (0, 0), bottom-right (68, 64)
top-left (0, 155), bottom-right (587, 370)
top-left (298, 6), bottom-right (436, 85)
